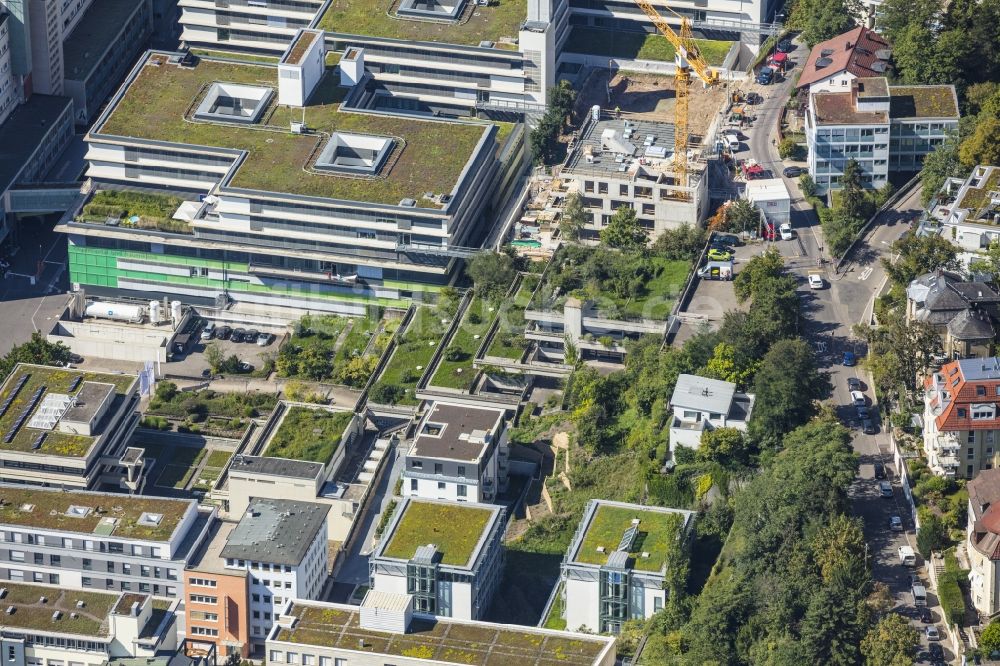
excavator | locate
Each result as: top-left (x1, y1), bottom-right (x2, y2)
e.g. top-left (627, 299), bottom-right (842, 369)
top-left (630, 0), bottom-right (720, 187)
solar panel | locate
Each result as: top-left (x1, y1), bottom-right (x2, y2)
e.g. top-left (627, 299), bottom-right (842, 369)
top-left (31, 433), bottom-right (46, 450)
top-left (67, 376), bottom-right (82, 392)
top-left (3, 386), bottom-right (48, 443)
top-left (617, 525), bottom-right (639, 552)
top-left (0, 375), bottom-right (30, 419)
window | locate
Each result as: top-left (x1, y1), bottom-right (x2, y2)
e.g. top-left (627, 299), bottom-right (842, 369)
top-left (8, 646), bottom-right (15, 662)
top-left (969, 432), bottom-right (977, 444)
top-left (121, 582), bottom-right (131, 591)
top-left (457, 485), bottom-right (467, 497)
top-left (9, 550), bottom-right (23, 562)
top-left (141, 566), bottom-right (151, 577)
top-left (977, 385), bottom-right (986, 396)
top-left (34, 553), bottom-right (43, 565)
top-left (410, 478), bottom-right (418, 491)
top-left (50, 554), bottom-right (61, 567)
top-left (619, 184), bottom-right (628, 196)
top-left (457, 465), bottom-right (466, 477)
top-left (438, 481), bottom-right (446, 490)
top-left (63, 538), bottom-right (73, 548)
top-left (434, 463), bottom-right (443, 474)
top-left (190, 627), bottom-right (219, 637)
top-left (269, 652), bottom-right (283, 663)
top-left (191, 595), bottom-right (217, 604)
top-left (132, 545), bottom-right (143, 556)
top-left (287, 653), bottom-right (299, 665)
top-left (969, 447), bottom-right (976, 459)
top-left (320, 658), bottom-right (332, 666)
top-left (83, 558), bottom-right (92, 570)
top-left (254, 611), bottom-right (261, 619)
top-left (49, 574), bottom-right (59, 585)
top-left (189, 578), bottom-right (217, 587)
top-left (107, 562), bottom-right (115, 573)
top-left (411, 461), bottom-right (423, 469)
top-left (303, 656), bottom-right (315, 666)
top-left (82, 577), bottom-right (92, 587)
top-left (252, 594), bottom-right (261, 602)
top-left (122, 563), bottom-right (131, 575)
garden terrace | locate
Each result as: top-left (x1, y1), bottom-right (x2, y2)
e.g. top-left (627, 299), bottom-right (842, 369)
top-left (329, 312), bottom-right (397, 388)
top-left (529, 246), bottom-right (690, 322)
top-left (0, 364), bottom-right (136, 457)
top-left (0, 485), bottom-right (192, 541)
top-left (958, 168), bottom-right (1000, 217)
top-left (0, 583), bottom-right (119, 636)
top-left (318, 0), bottom-right (526, 46)
top-left (265, 406), bottom-right (354, 464)
top-left (273, 602), bottom-right (613, 665)
top-left (381, 500), bottom-right (495, 566)
top-left (95, 55), bottom-right (493, 208)
top-left (78, 190), bottom-right (190, 234)
top-left (485, 274), bottom-right (537, 360)
top-left (564, 28), bottom-right (732, 65)
top-left (277, 310), bottom-right (396, 385)
top-left (370, 303), bottom-right (458, 406)
top-left (145, 384), bottom-right (277, 424)
top-left (889, 85), bottom-right (959, 119)
top-left (430, 296), bottom-right (494, 390)
top-left (570, 502), bottom-right (690, 573)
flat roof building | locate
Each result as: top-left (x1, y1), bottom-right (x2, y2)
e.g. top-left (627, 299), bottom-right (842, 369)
top-left (266, 594), bottom-right (617, 666)
top-left (403, 401), bottom-right (510, 503)
top-left (552, 499), bottom-right (695, 634)
top-left (370, 498), bottom-right (504, 621)
top-left (0, 484), bottom-right (214, 598)
top-left (60, 51), bottom-right (508, 313)
top-left (0, 363), bottom-right (142, 488)
top-left (669, 373), bottom-right (755, 450)
top-left (930, 165), bottom-right (1000, 256)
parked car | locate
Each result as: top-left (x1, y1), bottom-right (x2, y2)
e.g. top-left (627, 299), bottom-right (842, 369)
top-left (257, 332), bottom-right (274, 346)
top-left (925, 625), bottom-right (940, 641)
top-left (757, 66), bottom-right (775, 85)
top-left (808, 273), bottom-right (824, 289)
top-left (231, 328), bottom-right (246, 343)
top-left (847, 377), bottom-right (862, 391)
top-left (238, 361), bottom-right (254, 373)
top-left (919, 607), bottom-right (933, 623)
top-left (889, 515), bottom-right (903, 531)
top-left (863, 418), bottom-right (877, 434)
top-left (850, 390), bottom-right (866, 407)
top-left (707, 248), bottom-right (733, 261)
top-left (776, 40), bottom-right (793, 53)
top-left (873, 461), bottom-right (885, 478)
top-left (842, 351), bottom-right (856, 366)
top-left (745, 92), bottom-right (763, 105)
top-left (216, 325), bottom-right (232, 340)
top-left (928, 643), bottom-right (944, 665)
top-left (879, 480), bottom-right (893, 498)
top-left (782, 166), bottom-right (804, 178)
top-left (779, 223), bottom-right (794, 240)
top-left (857, 405), bottom-right (871, 419)
top-left (200, 322), bottom-right (216, 340)
top-left (713, 232), bottom-right (742, 246)
top-left (244, 329), bottom-right (260, 343)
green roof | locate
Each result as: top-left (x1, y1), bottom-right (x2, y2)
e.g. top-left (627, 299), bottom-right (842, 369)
top-left (572, 503), bottom-right (687, 572)
top-left (318, 0), bottom-right (525, 47)
top-left (63, 0), bottom-right (144, 81)
top-left (0, 485), bottom-right (193, 541)
top-left (274, 603), bottom-right (613, 666)
top-left (889, 85), bottom-right (959, 119)
top-left (958, 168), bottom-right (1000, 216)
top-left (0, 364), bottom-right (136, 457)
top-left (265, 406), bottom-right (354, 464)
top-left (382, 500), bottom-right (495, 567)
top-left (95, 55), bottom-right (494, 208)
top-left (0, 583), bottom-right (119, 636)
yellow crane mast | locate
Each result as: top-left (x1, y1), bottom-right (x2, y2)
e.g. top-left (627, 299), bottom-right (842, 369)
top-left (631, 0), bottom-right (719, 188)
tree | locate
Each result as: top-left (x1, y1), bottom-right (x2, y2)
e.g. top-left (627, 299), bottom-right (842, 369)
top-left (204, 342), bottom-right (224, 373)
top-left (811, 515), bottom-right (868, 584)
top-left (548, 80), bottom-right (577, 123)
top-left (652, 224), bottom-right (706, 260)
top-left (915, 512), bottom-right (949, 557)
top-left (882, 232), bottom-right (959, 288)
top-left (0, 332), bottom-right (72, 379)
top-left (799, 173), bottom-right (818, 198)
top-left (860, 613), bottom-right (918, 666)
top-left (600, 206), bottom-right (647, 250)
top-left (959, 117), bottom-right (1000, 167)
top-left (778, 137), bottom-right (803, 160)
top-left (560, 192), bottom-right (587, 241)
top-left (370, 383), bottom-right (404, 405)
top-left (734, 247), bottom-right (785, 302)
top-left (797, 0), bottom-right (859, 46)
top-left (854, 318), bottom-right (940, 399)
top-left (980, 618), bottom-right (1000, 655)
top-left (705, 341), bottom-right (759, 387)
top-left (750, 339), bottom-right (831, 445)
top-left (873, 181), bottom-right (896, 208)
top-left (697, 427), bottom-right (753, 468)
top-left (466, 251), bottom-right (516, 300)
top-left (919, 134), bottom-right (968, 206)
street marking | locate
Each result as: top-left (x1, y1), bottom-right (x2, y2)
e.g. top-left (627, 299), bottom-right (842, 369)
top-left (859, 267), bottom-right (873, 281)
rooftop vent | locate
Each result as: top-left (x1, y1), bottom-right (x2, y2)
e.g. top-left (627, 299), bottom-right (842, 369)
top-left (820, 48), bottom-right (834, 57)
top-left (66, 505), bottom-right (92, 518)
top-left (875, 48), bottom-right (891, 59)
top-left (5, 606), bottom-right (14, 615)
top-left (0, 588), bottom-right (6, 599)
top-left (871, 61), bottom-right (887, 73)
top-left (39, 596), bottom-right (47, 604)
top-left (399, 198), bottom-right (417, 207)
top-left (596, 546), bottom-right (606, 553)
top-left (138, 512), bottom-right (163, 527)
top-left (641, 552), bottom-right (650, 558)
top-left (76, 600), bottom-right (85, 608)
top-left (19, 504), bottom-right (33, 512)
top-left (51, 611), bottom-right (61, 621)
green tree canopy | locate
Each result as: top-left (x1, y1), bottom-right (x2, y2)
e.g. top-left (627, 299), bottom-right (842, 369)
top-left (749, 339), bottom-right (831, 445)
top-left (980, 618), bottom-right (1000, 655)
top-left (651, 223), bottom-right (706, 261)
top-left (882, 232), bottom-right (959, 288)
top-left (0, 332), bottom-right (72, 379)
top-left (559, 192), bottom-right (588, 241)
top-left (919, 134), bottom-right (968, 207)
top-left (600, 206), bottom-right (647, 250)
top-left (860, 613), bottom-right (918, 666)
top-left (466, 251), bottom-right (517, 300)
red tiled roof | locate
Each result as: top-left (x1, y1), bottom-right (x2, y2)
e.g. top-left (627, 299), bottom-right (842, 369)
top-left (797, 27), bottom-right (891, 89)
top-left (933, 360), bottom-right (1000, 431)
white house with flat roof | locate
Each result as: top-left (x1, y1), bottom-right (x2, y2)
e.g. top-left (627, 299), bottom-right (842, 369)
top-left (745, 178), bottom-right (790, 227)
top-left (668, 374), bottom-right (755, 450)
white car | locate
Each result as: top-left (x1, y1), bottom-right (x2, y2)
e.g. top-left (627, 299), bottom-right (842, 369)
top-left (779, 223), bottom-right (793, 240)
top-left (808, 273), bottom-right (824, 289)
top-left (850, 390), bottom-right (866, 407)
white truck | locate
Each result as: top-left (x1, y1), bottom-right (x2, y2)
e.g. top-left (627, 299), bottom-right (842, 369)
top-left (898, 545), bottom-right (916, 566)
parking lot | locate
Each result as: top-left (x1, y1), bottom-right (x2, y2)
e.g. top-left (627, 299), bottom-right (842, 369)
top-left (167, 320), bottom-right (287, 379)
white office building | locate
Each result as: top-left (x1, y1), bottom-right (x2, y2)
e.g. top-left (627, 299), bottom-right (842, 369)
top-left (402, 401), bottom-right (509, 503)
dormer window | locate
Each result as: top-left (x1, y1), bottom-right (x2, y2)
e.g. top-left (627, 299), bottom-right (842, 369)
top-left (958, 408), bottom-right (967, 418)
top-left (978, 385), bottom-right (987, 396)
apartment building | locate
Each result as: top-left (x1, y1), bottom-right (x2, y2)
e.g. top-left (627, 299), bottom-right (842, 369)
top-left (0, 484), bottom-right (214, 597)
top-left (265, 593), bottom-right (617, 666)
top-left (669, 374), bottom-right (755, 450)
top-left (923, 357), bottom-right (1000, 479)
top-left (402, 401), bottom-right (509, 503)
top-left (930, 165), bottom-right (1000, 255)
top-left (906, 270), bottom-right (999, 359)
top-left (370, 498), bottom-right (504, 621)
top-left (215, 499), bottom-right (329, 643)
top-left (60, 50), bottom-right (513, 313)
top-left (0, 11), bottom-right (16, 126)
top-left (0, 363), bottom-right (143, 488)
top-left (551, 500), bottom-right (695, 634)
top-left (805, 76), bottom-right (958, 192)
top-left (967, 469), bottom-right (1000, 617)
top-left (0, 582), bottom-right (179, 666)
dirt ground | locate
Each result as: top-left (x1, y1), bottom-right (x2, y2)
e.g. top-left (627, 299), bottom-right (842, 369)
top-left (574, 69), bottom-right (730, 143)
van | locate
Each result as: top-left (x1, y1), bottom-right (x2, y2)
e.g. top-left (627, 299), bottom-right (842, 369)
top-left (697, 261), bottom-right (734, 281)
top-left (172, 333), bottom-right (191, 357)
top-left (724, 133), bottom-right (740, 152)
top-left (898, 545), bottom-right (916, 567)
top-left (912, 583), bottom-right (927, 606)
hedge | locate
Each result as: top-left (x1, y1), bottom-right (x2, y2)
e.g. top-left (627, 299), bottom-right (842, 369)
top-left (938, 571), bottom-right (965, 626)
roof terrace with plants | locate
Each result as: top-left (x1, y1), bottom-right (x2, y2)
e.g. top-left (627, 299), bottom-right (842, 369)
top-left (378, 498), bottom-right (500, 568)
top-left (0, 364), bottom-right (137, 458)
top-left (263, 405), bottom-right (355, 465)
top-left (271, 601), bottom-right (615, 665)
top-left (92, 53), bottom-right (495, 208)
top-left (0, 583), bottom-right (120, 637)
top-left (0, 484), bottom-right (194, 542)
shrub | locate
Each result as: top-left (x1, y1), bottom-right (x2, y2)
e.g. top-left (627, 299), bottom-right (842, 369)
top-left (375, 499), bottom-right (399, 539)
top-left (155, 381), bottom-right (178, 402)
top-left (938, 571), bottom-right (965, 625)
top-left (371, 383), bottom-right (405, 405)
top-left (778, 138), bottom-right (804, 160)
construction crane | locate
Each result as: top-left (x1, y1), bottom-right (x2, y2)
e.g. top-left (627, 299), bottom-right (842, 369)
top-left (631, 0), bottom-right (719, 188)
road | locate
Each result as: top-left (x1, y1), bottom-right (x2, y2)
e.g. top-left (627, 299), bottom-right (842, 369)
top-left (737, 38), bottom-right (950, 663)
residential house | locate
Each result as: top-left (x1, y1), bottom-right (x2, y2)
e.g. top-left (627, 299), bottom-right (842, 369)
top-left (548, 500), bottom-right (695, 634)
top-left (796, 27), bottom-right (892, 95)
top-left (930, 165), bottom-right (1000, 255)
top-left (966, 469), bottom-right (1000, 616)
top-left (906, 270), bottom-right (1000, 359)
top-left (923, 357), bottom-right (1000, 479)
top-left (668, 374), bottom-right (755, 450)
top-left (402, 401), bottom-right (510, 504)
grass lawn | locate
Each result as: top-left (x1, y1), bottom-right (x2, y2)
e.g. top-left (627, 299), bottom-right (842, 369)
top-left (370, 304), bottom-right (456, 405)
top-left (98, 57), bottom-right (493, 207)
top-left (574, 504), bottom-right (684, 572)
top-left (204, 449), bottom-right (233, 468)
top-left (383, 501), bottom-right (495, 566)
top-left (329, 314), bottom-right (398, 387)
top-left (2, 584), bottom-right (118, 635)
top-left (154, 446), bottom-right (207, 489)
top-left (959, 168), bottom-right (1000, 213)
top-left (486, 275), bottom-right (537, 360)
top-left (147, 386), bottom-right (277, 420)
top-left (564, 27), bottom-right (733, 65)
top-left (265, 407), bottom-right (353, 463)
top-left (318, 0), bottom-right (525, 46)
top-left (430, 296), bottom-right (495, 390)
top-left (541, 583), bottom-right (567, 630)
top-left (79, 190), bottom-right (189, 234)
